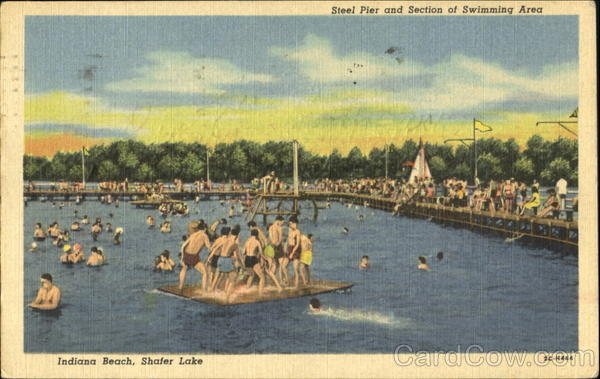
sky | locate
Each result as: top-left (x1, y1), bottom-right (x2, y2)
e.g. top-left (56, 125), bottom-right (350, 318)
top-left (25, 16), bottom-right (578, 157)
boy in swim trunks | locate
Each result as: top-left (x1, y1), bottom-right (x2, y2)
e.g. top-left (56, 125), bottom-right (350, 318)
top-left (178, 221), bottom-right (211, 292)
top-left (269, 216), bottom-right (288, 285)
top-left (206, 227), bottom-right (230, 291)
top-left (29, 273), bottom-right (61, 310)
top-left (287, 216), bottom-right (302, 288)
top-left (299, 233), bottom-right (313, 285)
top-left (244, 229), bottom-right (268, 295)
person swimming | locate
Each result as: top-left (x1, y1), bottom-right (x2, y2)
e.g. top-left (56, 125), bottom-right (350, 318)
top-left (418, 256), bottom-right (430, 270)
top-left (160, 221), bottom-right (171, 233)
top-left (308, 298), bottom-right (321, 313)
top-left (33, 223), bottom-right (47, 241)
top-left (146, 216), bottom-right (155, 228)
top-left (436, 251), bottom-right (444, 261)
top-left (357, 215), bottom-right (364, 221)
top-left (87, 246), bottom-right (105, 266)
top-left (113, 228), bottom-right (123, 245)
top-left (342, 227), bottom-right (349, 234)
top-left (155, 250), bottom-right (176, 271)
top-left (81, 215), bottom-right (89, 224)
top-left (29, 242), bottom-right (38, 252)
top-left (91, 222), bottom-right (101, 241)
top-left (60, 245), bottom-right (73, 264)
top-left (359, 255), bottom-right (369, 269)
top-left (105, 222), bottom-right (113, 232)
top-left (71, 243), bottom-right (86, 263)
top-left (70, 221), bottom-right (81, 231)
top-left (28, 273), bottom-right (61, 310)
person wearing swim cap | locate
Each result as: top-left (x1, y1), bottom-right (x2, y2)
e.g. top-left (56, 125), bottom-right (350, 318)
top-left (178, 221), bottom-right (211, 292)
top-left (60, 245), bottom-right (73, 264)
top-left (71, 243), bottom-right (85, 263)
top-left (29, 242), bottom-right (39, 252)
top-left (269, 216), bottom-right (287, 286)
top-left (29, 273), bottom-right (61, 310)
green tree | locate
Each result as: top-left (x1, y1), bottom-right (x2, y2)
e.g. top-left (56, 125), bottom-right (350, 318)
top-left (429, 156), bottom-right (447, 180)
top-left (97, 161), bottom-right (118, 181)
top-left (514, 157), bottom-right (535, 183)
top-left (540, 158), bottom-right (571, 185)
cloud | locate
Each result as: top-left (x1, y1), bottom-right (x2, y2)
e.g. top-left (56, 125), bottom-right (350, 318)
top-left (271, 34), bottom-right (422, 83)
top-left (105, 51), bottom-right (274, 94)
top-left (272, 35), bottom-right (578, 111)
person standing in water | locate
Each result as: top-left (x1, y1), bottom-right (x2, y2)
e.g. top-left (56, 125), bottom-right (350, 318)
top-left (269, 216), bottom-right (288, 285)
top-left (29, 273), bottom-right (61, 310)
top-left (286, 216), bottom-right (302, 288)
top-left (33, 223), bottom-right (47, 241)
top-left (178, 221), bottom-right (211, 292)
top-left (418, 256), bottom-right (430, 270)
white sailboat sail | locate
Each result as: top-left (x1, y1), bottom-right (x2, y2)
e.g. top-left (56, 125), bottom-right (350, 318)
top-left (408, 138), bottom-right (432, 183)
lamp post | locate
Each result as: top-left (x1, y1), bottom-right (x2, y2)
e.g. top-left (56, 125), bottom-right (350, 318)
top-left (384, 144), bottom-right (389, 180)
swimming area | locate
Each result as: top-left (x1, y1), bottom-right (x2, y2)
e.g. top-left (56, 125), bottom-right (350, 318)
top-left (24, 199), bottom-right (577, 353)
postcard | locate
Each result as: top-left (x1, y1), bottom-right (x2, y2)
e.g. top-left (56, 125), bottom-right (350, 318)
top-left (1, 1), bottom-right (597, 378)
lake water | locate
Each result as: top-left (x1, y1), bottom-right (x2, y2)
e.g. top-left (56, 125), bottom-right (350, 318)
top-left (24, 199), bottom-right (577, 353)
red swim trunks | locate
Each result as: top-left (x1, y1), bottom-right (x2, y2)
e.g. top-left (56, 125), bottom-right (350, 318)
top-left (183, 253), bottom-right (200, 268)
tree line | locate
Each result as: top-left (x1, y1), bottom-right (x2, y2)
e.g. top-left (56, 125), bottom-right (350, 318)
top-left (23, 135), bottom-right (577, 186)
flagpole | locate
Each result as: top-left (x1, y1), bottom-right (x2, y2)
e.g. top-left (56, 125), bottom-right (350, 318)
top-left (81, 147), bottom-right (86, 190)
top-left (473, 118), bottom-right (477, 185)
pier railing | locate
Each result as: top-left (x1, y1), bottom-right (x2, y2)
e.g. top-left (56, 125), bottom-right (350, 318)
top-left (24, 188), bottom-right (577, 247)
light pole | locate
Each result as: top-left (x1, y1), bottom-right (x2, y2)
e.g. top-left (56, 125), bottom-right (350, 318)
top-left (384, 144), bottom-right (389, 180)
top-left (206, 148), bottom-right (211, 184)
top-left (444, 119), bottom-right (493, 185)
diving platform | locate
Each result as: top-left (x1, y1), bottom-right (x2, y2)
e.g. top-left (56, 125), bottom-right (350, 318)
top-left (157, 280), bottom-right (353, 306)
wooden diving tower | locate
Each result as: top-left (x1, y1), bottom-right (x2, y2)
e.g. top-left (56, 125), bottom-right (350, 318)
top-left (245, 140), bottom-right (320, 225)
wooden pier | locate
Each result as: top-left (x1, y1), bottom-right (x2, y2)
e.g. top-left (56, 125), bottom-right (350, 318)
top-left (24, 189), bottom-right (577, 247)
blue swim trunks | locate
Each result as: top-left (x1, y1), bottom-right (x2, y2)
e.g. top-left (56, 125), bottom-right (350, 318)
top-left (218, 256), bottom-right (234, 273)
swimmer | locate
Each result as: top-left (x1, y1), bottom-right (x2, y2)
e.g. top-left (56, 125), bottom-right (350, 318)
top-left (109, 212), bottom-right (114, 218)
top-left (436, 252), bottom-right (444, 261)
top-left (159, 221), bottom-right (171, 233)
top-left (33, 223), bottom-right (47, 241)
top-left (28, 273), bottom-right (61, 310)
top-left (71, 243), bottom-right (85, 263)
top-left (70, 221), bottom-right (81, 231)
top-left (359, 255), bottom-right (370, 269)
top-left (81, 215), bottom-right (89, 224)
top-left (47, 222), bottom-right (62, 239)
top-left (342, 227), bottom-right (349, 234)
top-left (87, 247), bottom-right (105, 266)
top-left (115, 199), bottom-right (119, 208)
top-left (105, 223), bottom-right (113, 233)
top-left (73, 210), bottom-right (79, 218)
top-left (29, 242), bottom-right (38, 252)
top-left (113, 228), bottom-right (123, 245)
top-left (146, 215), bottom-right (155, 228)
top-left (179, 221), bottom-right (211, 292)
top-left (60, 245), bottom-right (73, 264)
top-left (308, 298), bottom-right (321, 313)
top-left (91, 222), bottom-right (101, 242)
top-left (418, 256), bottom-right (430, 270)
top-left (357, 215), bottom-right (364, 221)
top-left (155, 250), bottom-right (176, 271)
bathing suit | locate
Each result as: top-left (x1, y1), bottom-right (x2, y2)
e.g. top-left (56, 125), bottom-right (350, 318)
top-left (245, 255), bottom-right (259, 268)
top-left (264, 244), bottom-right (275, 258)
top-left (208, 254), bottom-right (220, 268)
top-left (288, 244), bottom-right (300, 260)
top-left (183, 252), bottom-right (200, 268)
top-left (300, 250), bottom-right (313, 265)
top-left (274, 244), bottom-right (284, 259)
top-left (218, 256), bottom-right (234, 273)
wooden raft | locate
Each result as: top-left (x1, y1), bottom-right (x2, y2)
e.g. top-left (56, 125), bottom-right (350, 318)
top-left (157, 280), bottom-right (353, 306)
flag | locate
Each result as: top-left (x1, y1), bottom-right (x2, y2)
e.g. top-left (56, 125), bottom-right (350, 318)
top-left (569, 107), bottom-right (578, 118)
top-left (474, 119), bottom-right (493, 132)
top-left (82, 146), bottom-right (89, 156)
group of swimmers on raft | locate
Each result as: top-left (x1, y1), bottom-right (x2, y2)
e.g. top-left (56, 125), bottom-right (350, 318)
top-left (176, 215), bottom-right (314, 298)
